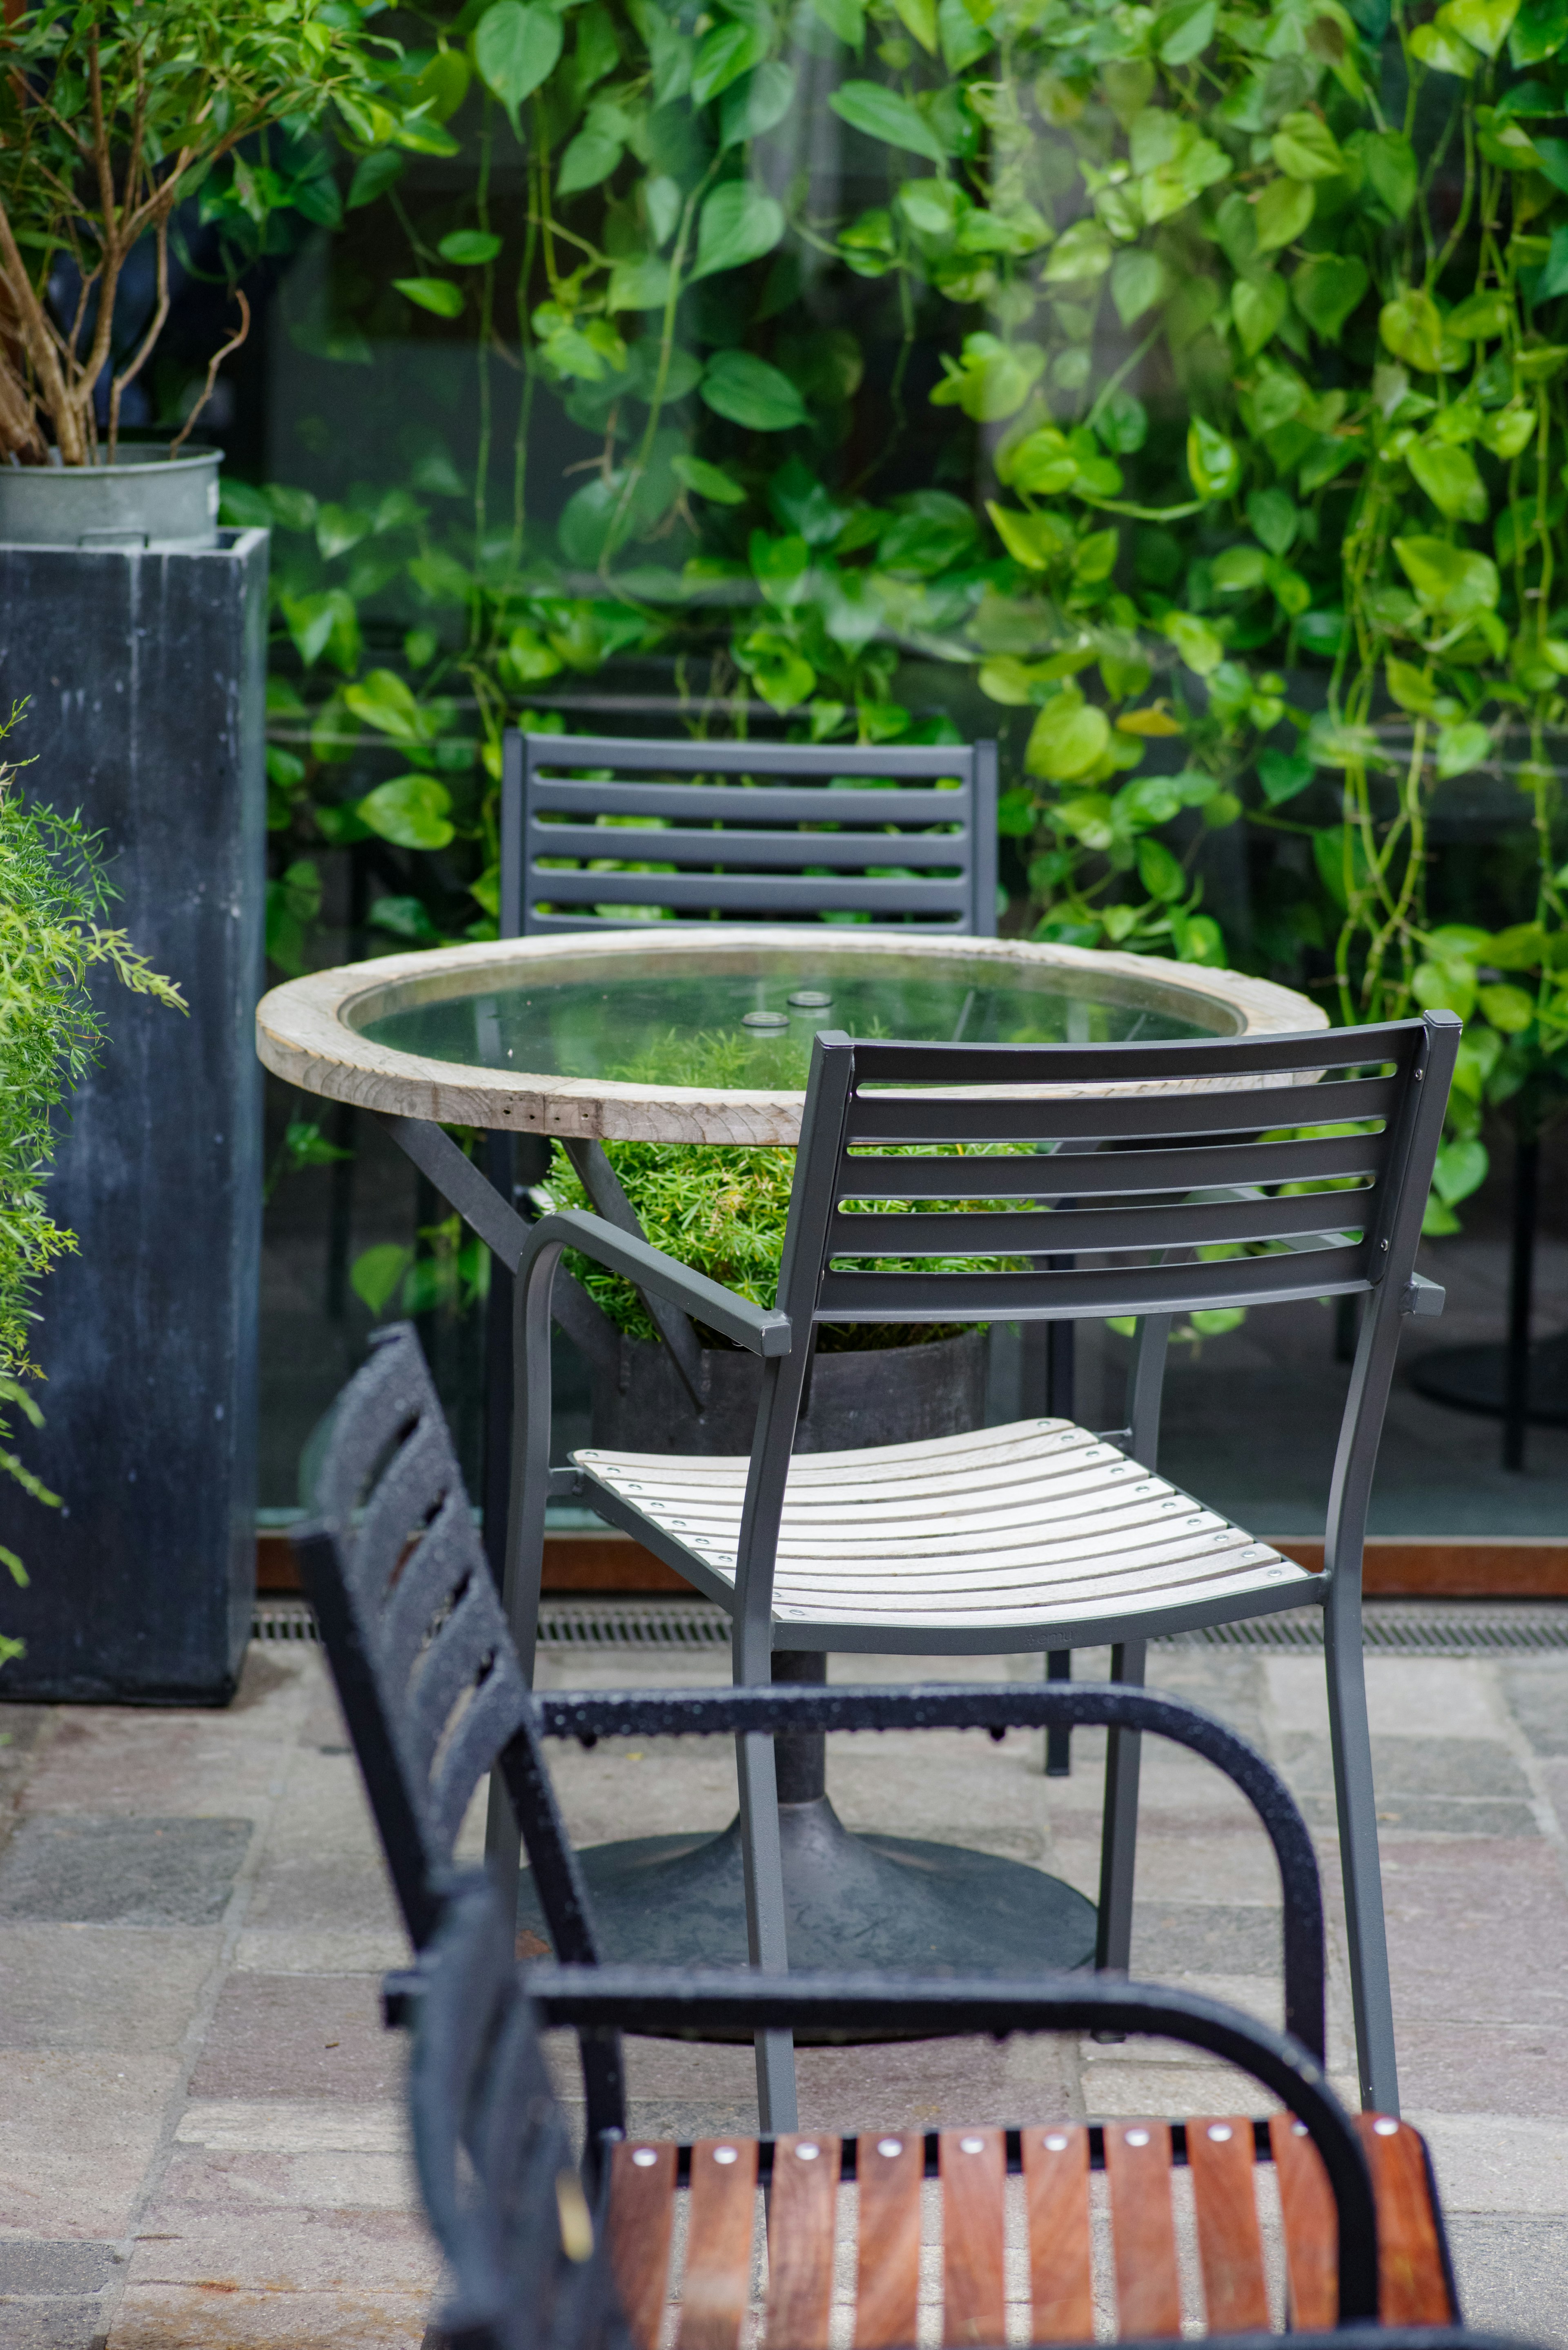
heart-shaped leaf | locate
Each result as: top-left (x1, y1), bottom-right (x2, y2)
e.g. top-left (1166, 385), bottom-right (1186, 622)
top-left (1253, 175), bottom-right (1315, 252)
top-left (1409, 441), bottom-right (1488, 524)
top-left (472, 0), bottom-right (563, 112)
top-left (692, 181), bottom-right (786, 279)
top-left (1232, 270), bottom-right (1287, 355)
top-left (394, 276), bottom-right (464, 317)
top-left (357, 774), bottom-right (456, 849)
top-left (1394, 535), bottom-right (1500, 615)
top-left (1109, 247), bottom-right (1169, 326)
top-left (1271, 109), bottom-right (1344, 180)
top-left (700, 350), bottom-right (807, 430)
top-left (1380, 288), bottom-right (1446, 372)
top-left (829, 79), bottom-right (946, 162)
top-left (1292, 253), bottom-right (1369, 342)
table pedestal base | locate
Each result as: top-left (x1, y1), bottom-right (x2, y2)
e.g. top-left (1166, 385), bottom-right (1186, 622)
top-left (516, 1796), bottom-right (1097, 2042)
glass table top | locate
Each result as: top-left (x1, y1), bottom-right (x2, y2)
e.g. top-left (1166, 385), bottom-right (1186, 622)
top-left (355, 941), bottom-right (1238, 1091)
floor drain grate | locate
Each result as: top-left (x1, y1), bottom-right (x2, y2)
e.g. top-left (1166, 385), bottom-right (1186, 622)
top-left (253, 1596), bottom-right (1568, 1655)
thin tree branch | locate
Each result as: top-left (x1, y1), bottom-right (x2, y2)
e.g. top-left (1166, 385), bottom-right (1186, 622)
top-left (169, 287), bottom-right (249, 456)
top-left (108, 214), bottom-right (170, 459)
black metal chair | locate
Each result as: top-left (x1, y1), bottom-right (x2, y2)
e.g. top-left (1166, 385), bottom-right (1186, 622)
top-left (507, 1015), bottom-right (1458, 2127)
top-left (499, 731), bottom-right (1000, 937)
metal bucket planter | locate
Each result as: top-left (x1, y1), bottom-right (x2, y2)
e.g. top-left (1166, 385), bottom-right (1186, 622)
top-left (590, 1325), bottom-right (989, 1455)
top-left (0, 470), bottom-right (268, 1704)
top-left (0, 443), bottom-right (221, 550)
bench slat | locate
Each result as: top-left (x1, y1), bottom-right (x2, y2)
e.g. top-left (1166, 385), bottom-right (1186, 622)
top-left (1188, 2118), bottom-right (1270, 2332)
top-left (940, 2127), bottom-right (1006, 2348)
top-left (1269, 2114), bottom-right (1337, 2327)
top-left (1357, 2116), bottom-right (1454, 2323)
top-left (1105, 2121), bottom-right (1181, 2340)
top-left (765, 2135), bottom-right (841, 2350)
top-left (1022, 2126), bottom-right (1092, 2343)
top-left (677, 2138), bottom-right (758, 2350)
top-left (608, 2140), bottom-right (677, 2350)
top-left (855, 2130), bottom-right (923, 2350)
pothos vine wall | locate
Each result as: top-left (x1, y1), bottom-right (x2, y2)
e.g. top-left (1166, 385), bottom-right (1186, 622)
top-left (241, 0), bottom-right (1568, 1235)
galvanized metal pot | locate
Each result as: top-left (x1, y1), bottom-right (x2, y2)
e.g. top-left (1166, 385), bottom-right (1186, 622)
top-left (0, 444), bottom-right (221, 550)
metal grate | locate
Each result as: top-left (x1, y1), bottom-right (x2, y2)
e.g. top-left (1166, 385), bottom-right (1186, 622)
top-left (252, 1594), bottom-right (1568, 1656)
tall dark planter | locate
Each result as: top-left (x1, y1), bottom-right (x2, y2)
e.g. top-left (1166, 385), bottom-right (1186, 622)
top-left (0, 528), bottom-right (268, 1703)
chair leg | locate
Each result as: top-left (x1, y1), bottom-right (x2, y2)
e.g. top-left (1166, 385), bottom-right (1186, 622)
top-left (1324, 1609), bottom-right (1400, 2113)
top-left (1096, 1639), bottom-right (1146, 1975)
top-left (736, 1727), bottom-right (798, 2132)
top-left (1045, 1649), bottom-right (1072, 1777)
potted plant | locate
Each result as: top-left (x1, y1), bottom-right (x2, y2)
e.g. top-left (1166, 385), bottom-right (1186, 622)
top-left (0, 707), bottom-right (182, 1672)
top-left (544, 1137), bottom-right (996, 1455)
top-left (0, 0), bottom-right (423, 542)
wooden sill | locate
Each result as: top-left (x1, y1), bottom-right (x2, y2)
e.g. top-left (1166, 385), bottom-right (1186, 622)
top-left (258, 1528), bottom-right (1568, 1602)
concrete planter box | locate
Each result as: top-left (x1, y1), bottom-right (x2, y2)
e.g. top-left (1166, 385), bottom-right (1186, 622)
top-left (0, 525), bottom-right (268, 1703)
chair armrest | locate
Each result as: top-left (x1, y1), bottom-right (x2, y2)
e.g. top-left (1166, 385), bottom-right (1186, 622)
top-left (539, 1680), bottom-right (1325, 2060)
top-left (521, 1210), bottom-right (792, 1357)
top-left (1401, 1271), bottom-right (1445, 1317)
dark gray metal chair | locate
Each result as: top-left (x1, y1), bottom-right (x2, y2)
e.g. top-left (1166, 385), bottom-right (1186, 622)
top-left (498, 731), bottom-right (999, 936)
top-left (508, 1015), bottom-right (1458, 2129)
top-left (409, 1872), bottom-right (1482, 2347)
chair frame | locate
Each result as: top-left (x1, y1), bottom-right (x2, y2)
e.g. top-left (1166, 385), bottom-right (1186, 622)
top-left (499, 730), bottom-right (1000, 938)
top-left (504, 1015), bottom-right (1459, 2127)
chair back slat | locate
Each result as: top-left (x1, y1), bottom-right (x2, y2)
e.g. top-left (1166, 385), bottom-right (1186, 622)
top-left (853, 2130), bottom-right (923, 2350)
top-left (1022, 2126), bottom-right (1093, 2343)
top-left (1188, 2117), bottom-right (1271, 2330)
top-left (675, 2140), bottom-right (759, 2350)
top-left (939, 2127), bottom-right (1006, 2348)
top-left (502, 730), bottom-right (998, 936)
top-left (1270, 2111), bottom-right (1338, 2326)
top-left (608, 2141), bottom-right (677, 2350)
top-left (763, 2136), bottom-right (840, 2350)
top-left (777, 1017), bottom-right (1455, 1331)
top-left (1104, 2121), bottom-right (1181, 2338)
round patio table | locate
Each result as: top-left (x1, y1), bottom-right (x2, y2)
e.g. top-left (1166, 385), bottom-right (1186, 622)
top-left (258, 928), bottom-right (1322, 1995)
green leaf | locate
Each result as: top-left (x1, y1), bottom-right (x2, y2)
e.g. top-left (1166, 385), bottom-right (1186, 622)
top-left (1109, 248), bottom-right (1169, 327)
top-left (986, 501), bottom-right (1071, 569)
top-left (1254, 175), bottom-right (1315, 253)
top-left (607, 254), bottom-right (673, 310)
top-left (1510, 0), bottom-right (1568, 59)
top-left (1213, 545), bottom-right (1267, 593)
top-left (1292, 253), bottom-right (1368, 342)
top-left (1136, 836), bottom-right (1186, 899)
top-left (357, 774), bottom-right (456, 849)
top-left (1432, 1134), bottom-right (1488, 1204)
top-left (343, 669), bottom-right (431, 743)
top-left (720, 60), bottom-right (796, 145)
top-left (1233, 271), bottom-right (1287, 356)
top-left (692, 181), bottom-right (786, 279)
top-left (1040, 219), bottom-right (1114, 285)
top-left (1027, 700), bottom-right (1110, 780)
top-left (472, 0), bottom-right (563, 111)
top-left (1435, 718), bottom-right (1492, 776)
top-left (700, 349), bottom-right (808, 430)
top-left (1247, 486), bottom-right (1298, 555)
top-left (1409, 442), bottom-right (1488, 524)
top-left (932, 334), bottom-right (1046, 420)
top-left (938, 0), bottom-right (992, 69)
top-left (1271, 110), bottom-right (1345, 180)
top-left (738, 629), bottom-right (815, 711)
top-left (829, 79), bottom-right (946, 162)
top-left (810, 0), bottom-right (865, 44)
top-left (438, 230), bottom-right (503, 266)
top-left (1001, 424), bottom-right (1078, 495)
top-left (1409, 20), bottom-right (1478, 70)
top-left (1257, 747), bottom-right (1314, 803)
top-left (1164, 611), bottom-right (1225, 675)
top-left (1155, 0), bottom-right (1217, 63)
top-left (673, 454), bottom-right (747, 504)
top-left (1380, 288), bottom-right (1446, 373)
top-left (1477, 981), bottom-right (1536, 1030)
top-left (347, 149), bottom-right (404, 209)
top-left (1356, 129), bottom-right (1418, 217)
top-left (1394, 535), bottom-right (1500, 615)
top-left (1187, 418), bottom-right (1241, 501)
top-left (558, 129), bottom-right (624, 194)
top-left (395, 276), bottom-right (464, 318)
top-left (893, 0), bottom-right (940, 49)
top-left (692, 18), bottom-right (769, 105)
top-left (1438, 0), bottom-right (1519, 53)
top-left (351, 1244), bottom-right (416, 1316)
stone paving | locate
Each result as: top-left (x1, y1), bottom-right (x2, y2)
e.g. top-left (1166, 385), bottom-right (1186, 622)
top-left (1, 1629), bottom-right (1566, 2346)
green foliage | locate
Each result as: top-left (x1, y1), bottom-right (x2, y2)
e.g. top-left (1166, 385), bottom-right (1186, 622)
top-left (0, 708), bottom-right (184, 1659)
top-left (0, 0), bottom-right (421, 462)
top-left (240, 0), bottom-right (1568, 1232)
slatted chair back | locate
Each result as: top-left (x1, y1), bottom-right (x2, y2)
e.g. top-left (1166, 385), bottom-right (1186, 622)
top-left (410, 1880), bottom-right (1510, 2350)
top-left (773, 1015), bottom-right (1458, 1334)
top-left (499, 731), bottom-right (999, 936)
top-left (291, 1324), bottom-right (592, 1959)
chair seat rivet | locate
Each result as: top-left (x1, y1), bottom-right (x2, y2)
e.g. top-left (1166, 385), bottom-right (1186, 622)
top-left (1125, 2128), bottom-right (1151, 2148)
top-left (1206, 2123), bottom-right (1233, 2143)
top-left (1373, 2117), bottom-right (1399, 2136)
top-left (959, 2135), bottom-right (985, 2154)
top-left (630, 2147), bottom-right (659, 2168)
top-left (1042, 2133), bottom-right (1069, 2153)
top-left (795, 2142), bottom-right (821, 2160)
top-left (713, 2145), bottom-right (740, 2165)
top-left (877, 2137), bottom-right (904, 2158)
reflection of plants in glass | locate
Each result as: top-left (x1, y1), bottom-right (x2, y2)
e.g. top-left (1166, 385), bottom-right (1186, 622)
top-left (0, 0), bottom-right (422, 463)
top-left (0, 708), bottom-right (184, 1664)
top-left (245, 0), bottom-right (1568, 1232)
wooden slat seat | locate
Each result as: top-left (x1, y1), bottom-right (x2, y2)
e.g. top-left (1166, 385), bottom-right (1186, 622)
top-left (605, 2114), bottom-right (1454, 2346)
top-left (575, 1418), bottom-right (1311, 1640)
